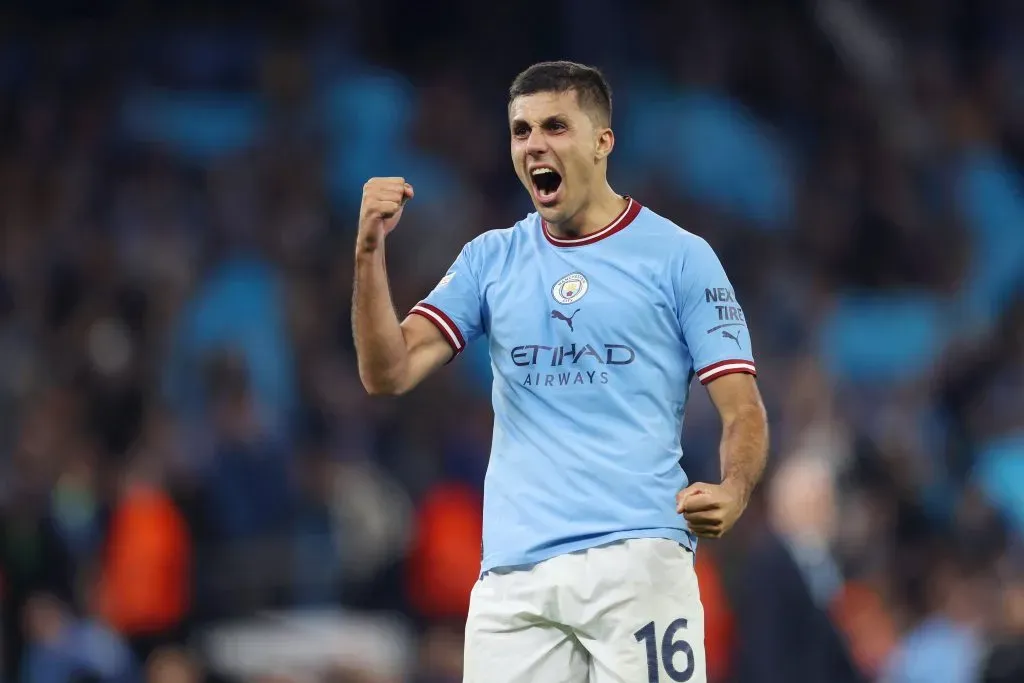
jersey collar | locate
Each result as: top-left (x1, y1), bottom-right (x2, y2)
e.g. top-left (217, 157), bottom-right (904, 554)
top-left (541, 197), bottom-right (642, 248)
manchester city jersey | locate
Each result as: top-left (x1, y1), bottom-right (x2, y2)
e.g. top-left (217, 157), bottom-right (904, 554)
top-left (409, 198), bottom-right (757, 572)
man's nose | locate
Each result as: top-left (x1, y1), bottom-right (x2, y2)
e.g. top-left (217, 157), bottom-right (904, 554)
top-left (526, 127), bottom-right (548, 154)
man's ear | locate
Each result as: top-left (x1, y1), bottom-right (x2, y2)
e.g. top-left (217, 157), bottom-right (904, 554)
top-left (595, 127), bottom-right (615, 161)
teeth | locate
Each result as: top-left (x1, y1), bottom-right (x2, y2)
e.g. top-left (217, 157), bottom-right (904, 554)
top-left (531, 168), bottom-right (554, 176)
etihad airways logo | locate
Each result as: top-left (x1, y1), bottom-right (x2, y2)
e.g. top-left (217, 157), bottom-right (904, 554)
top-left (511, 343), bottom-right (636, 367)
top-left (510, 342), bottom-right (636, 388)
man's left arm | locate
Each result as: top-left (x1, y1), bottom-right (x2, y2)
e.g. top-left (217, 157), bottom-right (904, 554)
top-left (673, 236), bottom-right (769, 537)
top-left (677, 373), bottom-right (769, 537)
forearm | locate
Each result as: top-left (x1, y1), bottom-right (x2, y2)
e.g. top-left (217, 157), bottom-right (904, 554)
top-left (352, 246), bottom-right (408, 394)
top-left (719, 401), bottom-right (769, 505)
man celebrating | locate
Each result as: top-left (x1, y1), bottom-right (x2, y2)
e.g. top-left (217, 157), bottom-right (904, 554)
top-left (352, 61), bottom-right (769, 683)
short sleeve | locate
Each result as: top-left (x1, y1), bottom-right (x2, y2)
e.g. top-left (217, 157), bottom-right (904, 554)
top-left (408, 243), bottom-right (484, 359)
top-left (677, 237), bottom-right (757, 385)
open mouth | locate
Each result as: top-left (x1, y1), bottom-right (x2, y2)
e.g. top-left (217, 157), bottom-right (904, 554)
top-left (530, 167), bottom-right (563, 205)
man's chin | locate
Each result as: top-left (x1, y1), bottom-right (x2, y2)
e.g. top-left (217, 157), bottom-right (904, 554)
top-left (535, 202), bottom-right (565, 223)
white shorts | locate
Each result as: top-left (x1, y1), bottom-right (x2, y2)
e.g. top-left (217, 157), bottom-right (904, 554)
top-left (463, 537), bottom-right (706, 683)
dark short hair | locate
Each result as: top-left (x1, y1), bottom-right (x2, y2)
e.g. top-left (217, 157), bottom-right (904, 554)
top-left (508, 61), bottom-right (613, 125)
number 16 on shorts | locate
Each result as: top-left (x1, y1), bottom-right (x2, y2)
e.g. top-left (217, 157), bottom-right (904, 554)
top-left (634, 618), bottom-right (695, 682)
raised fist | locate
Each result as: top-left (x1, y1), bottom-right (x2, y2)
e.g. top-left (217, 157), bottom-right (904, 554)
top-left (357, 177), bottom-right (414, 252)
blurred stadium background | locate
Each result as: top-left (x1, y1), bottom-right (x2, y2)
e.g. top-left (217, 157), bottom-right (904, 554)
top-left (1, 0), bottom-right (1023, 681)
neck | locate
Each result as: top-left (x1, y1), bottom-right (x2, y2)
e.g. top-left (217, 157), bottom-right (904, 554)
top-left (547, 184), bottom-right (628, 238)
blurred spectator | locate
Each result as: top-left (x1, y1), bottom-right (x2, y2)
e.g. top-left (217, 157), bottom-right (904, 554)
top-left (1, 392), bottom-right (78, 682)
top-left (290, 440), bottom-right (345, 607)
top-left (412, 621), bottom-right (464, 683)
top-left (980, 573), bottom-right (1024, 683)
top-left (693, 551), bottom-right (735, 683)
top-left (405, 482), bottom-right (482, 622)
top-left (47, 434), bottom-right (104, 567)
top-left (196, 352), bottom-right (294, 617)
top-left (20, 593), bottom-right (137, 683)
top-left (880, 559), bottom-right (988, 683)
top-left (164, 256), bottom-right (296, 439)
top-left (735, 455), bottom-right (862, 683)
top-left (831, 581), bottom-right (899, 680)
top-left (144, 647), bottom-right (203, 683)
top-left (95, 452), bottom-right (191, 662)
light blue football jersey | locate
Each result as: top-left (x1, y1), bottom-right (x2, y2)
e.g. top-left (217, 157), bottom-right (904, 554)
top-left (409, 198), bottom-right (757, 572)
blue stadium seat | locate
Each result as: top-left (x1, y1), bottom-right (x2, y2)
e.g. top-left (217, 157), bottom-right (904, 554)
top-left (619, 85), bottom-right (793, 229)
top-left (120, 88), bottom-right (266, 162)
top-left (972, 433), bottom-right (1024, 537)
top-left (818, 293), bottom-right (949, 384)
top-left (955, 148), bottom-right (1024, 328)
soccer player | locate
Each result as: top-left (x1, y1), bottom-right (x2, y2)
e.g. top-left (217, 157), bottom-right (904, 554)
top-left (352, 61), bottom-right (769, 683)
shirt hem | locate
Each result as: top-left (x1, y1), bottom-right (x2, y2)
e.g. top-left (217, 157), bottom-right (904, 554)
top-left (481, 527), bottom-right (696, 575)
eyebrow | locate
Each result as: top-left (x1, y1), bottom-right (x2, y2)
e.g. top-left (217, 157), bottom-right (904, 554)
top-left (510, 115), bottom-right (569, 128)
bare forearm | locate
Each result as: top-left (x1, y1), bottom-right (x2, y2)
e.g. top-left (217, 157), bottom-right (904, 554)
top-left (352, 246), bottom-right (408, 393)
top-left (720, 402), bottom-right (769, 505)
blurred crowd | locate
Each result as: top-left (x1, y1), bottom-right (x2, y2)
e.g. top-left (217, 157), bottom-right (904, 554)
top-left (1, 0), bottom-right (1023, 682)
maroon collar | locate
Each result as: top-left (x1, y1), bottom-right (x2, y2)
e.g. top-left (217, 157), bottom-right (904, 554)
top-left (542, 197), bottom-right (642, 247)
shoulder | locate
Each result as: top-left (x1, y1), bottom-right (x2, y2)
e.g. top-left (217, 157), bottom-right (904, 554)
top-left (631, 203), bottom-right (719, 265)
top-left (464, 224), bottom-right (519, 254)
top-left (461, 213), bottom-right (539, 264)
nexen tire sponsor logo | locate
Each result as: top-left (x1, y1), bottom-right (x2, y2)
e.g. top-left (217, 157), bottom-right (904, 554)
top-left (511, 343), bottom-right (636, 388)
top-left (705, 287), bottom-right (745, 322)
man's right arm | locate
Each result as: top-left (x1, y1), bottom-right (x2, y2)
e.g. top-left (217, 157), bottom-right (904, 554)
top-left (352, 245), bottom-right (453, 396)
top-left (352, 176), bottom-right (484, 396)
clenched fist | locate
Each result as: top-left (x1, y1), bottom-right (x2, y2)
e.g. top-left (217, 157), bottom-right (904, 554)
top-left (676, 480), bottom-right (747, 538)
top-left (357, 177), bottom-right (414, 253)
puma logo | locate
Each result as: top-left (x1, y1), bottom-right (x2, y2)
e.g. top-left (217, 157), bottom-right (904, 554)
top-left (722, 329), bottom-right (742, 349)
top-left (551, 309), bottom-right (580, 332)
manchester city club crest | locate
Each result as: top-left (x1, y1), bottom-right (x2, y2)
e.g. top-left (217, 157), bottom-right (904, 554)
top-left (551, 272), bottom-right (589, 304)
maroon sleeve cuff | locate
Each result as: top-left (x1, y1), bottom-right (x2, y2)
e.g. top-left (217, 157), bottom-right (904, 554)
top-left (409, 302), bottom-right (466, 357)
top-left (696, 359), bottom-right (757, 385)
